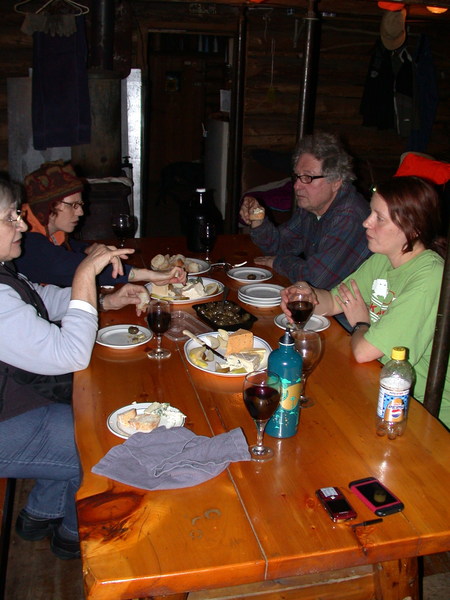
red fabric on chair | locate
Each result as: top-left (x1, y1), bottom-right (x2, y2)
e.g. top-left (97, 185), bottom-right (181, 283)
top-left (395, 153), bottom-right (450, 185)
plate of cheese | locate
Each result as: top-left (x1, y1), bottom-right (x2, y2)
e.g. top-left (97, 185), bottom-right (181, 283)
top-left (107, 402), bottom-right (186, 439)
top-left (184, 329), bottom-right (271, 377)
top-left (148, 277), bottom-right (224, 304)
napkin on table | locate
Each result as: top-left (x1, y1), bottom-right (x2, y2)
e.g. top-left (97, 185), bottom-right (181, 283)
top-left (92, 426), bottom-right (251, 490)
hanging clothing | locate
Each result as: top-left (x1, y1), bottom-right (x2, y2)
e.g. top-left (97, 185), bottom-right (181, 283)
top-left (360, 35), bottom-right (438, 152)
top-left (31, 15), bottom-right (91, 150)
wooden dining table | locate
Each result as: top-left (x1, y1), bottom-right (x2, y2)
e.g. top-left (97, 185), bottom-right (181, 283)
top-left (73, 234), bottom-right (450, 600)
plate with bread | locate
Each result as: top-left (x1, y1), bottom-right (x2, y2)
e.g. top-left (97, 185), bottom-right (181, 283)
top-left (184, 328), bottom-right (271, 377)
top-left (108, 402), bottom-right (186, 439)
top-left (150, 253), bottom-right (210, 275)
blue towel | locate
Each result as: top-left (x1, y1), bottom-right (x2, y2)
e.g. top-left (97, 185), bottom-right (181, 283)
top-left (92, 427), bottom-right (251, 490)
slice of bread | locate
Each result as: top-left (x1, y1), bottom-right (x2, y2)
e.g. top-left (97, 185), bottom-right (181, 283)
top-left (225, 329), bottom-right (254, 355)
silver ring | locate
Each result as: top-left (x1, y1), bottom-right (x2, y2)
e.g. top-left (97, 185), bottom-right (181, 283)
top-left (344, 300), bottom-right (349, 305)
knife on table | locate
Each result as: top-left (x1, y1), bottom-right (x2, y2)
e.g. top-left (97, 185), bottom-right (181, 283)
top-left (183, 330), bottom-right (225, 360)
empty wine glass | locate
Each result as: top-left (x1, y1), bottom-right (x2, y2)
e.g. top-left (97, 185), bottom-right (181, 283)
top-left (286, 288), bottom-right (315, 330)
top-left (146, 299), bottom-right (172, 359)
top-left (291, 330), bottom-right (323, 408)
top-left (111, 213), bottom-right (135, 248)
top-left (243, 371), bottom-right (281, 461)
top-left (198, 220), bottom-right (217, 262)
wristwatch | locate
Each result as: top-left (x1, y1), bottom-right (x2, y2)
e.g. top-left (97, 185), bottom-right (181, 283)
top-left (352, 321), bottom-right (371, 334)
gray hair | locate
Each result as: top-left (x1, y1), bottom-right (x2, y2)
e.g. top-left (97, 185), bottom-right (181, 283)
top-left (0, 178), bottom-right (21, 212)
top-left (292, 131), bottom-right (355, 183)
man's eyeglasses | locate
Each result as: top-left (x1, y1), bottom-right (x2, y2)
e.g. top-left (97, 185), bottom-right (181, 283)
top-left (61, 200), bottom-right (85, 210)
top-left (1, 209), bottom-right (26, 225)
top-left (291, 173), bottom-right (326, 185)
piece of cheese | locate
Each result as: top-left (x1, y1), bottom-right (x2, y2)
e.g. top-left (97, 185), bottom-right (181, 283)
top-left (225, 329), bottom-right (254, 356)
top-left (151, 283), bottom-right (169, 297)
top-left (224, 349), bottom-right (266, 372)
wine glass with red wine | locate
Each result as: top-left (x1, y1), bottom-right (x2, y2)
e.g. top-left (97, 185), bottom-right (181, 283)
top-left (243, 370), bottom-right (281, 461)
top-left (286, 289), bottom-right (314, 330)
top-left (292, 330), bottom-right (323, 408)
top-left (111, 213), bottom-right (135, 248)
top-left (146, 299), bottom-right (172, 359)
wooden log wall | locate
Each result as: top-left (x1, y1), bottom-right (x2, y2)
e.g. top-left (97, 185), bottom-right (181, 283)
top-left (1, 1), bottom-right (449, 200)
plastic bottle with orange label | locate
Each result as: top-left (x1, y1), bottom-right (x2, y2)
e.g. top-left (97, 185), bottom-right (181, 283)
top-left (376, 346), bottom-right (414, 439)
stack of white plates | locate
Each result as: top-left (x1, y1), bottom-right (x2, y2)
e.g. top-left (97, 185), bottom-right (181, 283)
top-left (238, 283), bottom-right (284, 308)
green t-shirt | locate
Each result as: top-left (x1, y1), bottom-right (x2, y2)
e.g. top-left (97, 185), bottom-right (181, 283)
top-left (332, 250), bottom-right (449, 428)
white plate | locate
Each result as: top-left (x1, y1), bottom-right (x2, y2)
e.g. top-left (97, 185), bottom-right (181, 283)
top-left (185, 258), bottom-right (210, 275)
top-left (184, 332), bottom-right (272, 377)
top-left (107, 402), bottom-right (186, 439)
top-left (227, 267), bottom-right (272, 283)
top-left (148, 277), bottom-right (224, 305)
top-left (239, 283), bottom-right (283, 300)
top-left (238, 298), bottom-right (281, 308)
top-left (274, 313), bottom-right (331, 333)
top-left (96, 325), bottom-right (152, 349)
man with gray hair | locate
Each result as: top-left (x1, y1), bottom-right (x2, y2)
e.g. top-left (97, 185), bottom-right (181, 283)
top-left (240, 131), bottom-right (371, 288)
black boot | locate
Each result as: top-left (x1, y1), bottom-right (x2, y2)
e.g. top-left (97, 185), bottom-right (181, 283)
top-left (15, 509), bottom-right (62, 541)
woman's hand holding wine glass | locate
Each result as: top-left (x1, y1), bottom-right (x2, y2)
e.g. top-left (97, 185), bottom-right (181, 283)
top-left (243, 370), bottom-right (281, 461)
top-left (286, 287), bottom-right (315, 330)
top-left (146, 299), bottom-right (172, 359)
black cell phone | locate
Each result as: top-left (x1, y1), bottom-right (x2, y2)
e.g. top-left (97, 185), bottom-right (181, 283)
top-left (316, 487), bottom-right (357, 522)
top-left (348, 477), bottom-right (404, 516)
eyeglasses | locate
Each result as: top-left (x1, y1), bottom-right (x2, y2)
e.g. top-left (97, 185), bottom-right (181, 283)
top-left (1, 209), bottom-right (26, 225)
top-left (60, 200), bottom-right (84, 210)
top-left (291, 173), bottom-right (326, 184)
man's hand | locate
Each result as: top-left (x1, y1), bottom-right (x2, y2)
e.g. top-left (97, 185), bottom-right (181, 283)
top-left (239, 196), bottom-right (265, 227)
top-left (254, 256), bottom-right (274, 269)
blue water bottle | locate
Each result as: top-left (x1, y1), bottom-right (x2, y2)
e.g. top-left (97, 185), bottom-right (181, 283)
top-left (265, 330), bottom-right (302, 438)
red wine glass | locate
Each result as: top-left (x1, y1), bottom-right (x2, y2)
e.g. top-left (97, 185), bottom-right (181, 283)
top-left (286, 289), bottom-right (314, 330)
top-left (146, 299), bottom-right (172, 359)
top-left (243, 370), bottom-right (281, 461)
top-left (111, 213), bottom-right (135, 248)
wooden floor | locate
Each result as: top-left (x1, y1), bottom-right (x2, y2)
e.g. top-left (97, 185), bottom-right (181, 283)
top-left (4, 479), bottom-right (450, 600)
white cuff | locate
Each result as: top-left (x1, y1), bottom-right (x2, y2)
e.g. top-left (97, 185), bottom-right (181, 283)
top-left (69, 299), bottom-right (98, 316)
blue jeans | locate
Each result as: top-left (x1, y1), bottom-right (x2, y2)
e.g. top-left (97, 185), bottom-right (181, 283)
top-left (0, 404), bottom-right (81, 540)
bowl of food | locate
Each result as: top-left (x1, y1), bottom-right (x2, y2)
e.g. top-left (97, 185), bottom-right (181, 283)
top-left (192, 300), bottom-right (257, 331)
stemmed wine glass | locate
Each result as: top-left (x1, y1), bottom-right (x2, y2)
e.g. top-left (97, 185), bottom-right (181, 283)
top-left (243, 370), bottom-right (281, 461)
top-left (292, 330), bottom-right (323, 408)
top-left (146, 299), bottom-right (172, 359)
top-left (198, 220), bottom-right (217, 263)
top-left (111, 213), bottom-right (135, 248)
top-left (286, 288), bottom-right (315, 330)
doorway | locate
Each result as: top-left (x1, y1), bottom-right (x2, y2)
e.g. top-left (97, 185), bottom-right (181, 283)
top-left (145, 31), bottom-right (233, 238)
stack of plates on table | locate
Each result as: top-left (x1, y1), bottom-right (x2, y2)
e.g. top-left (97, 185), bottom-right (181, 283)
top-left (238, 283), bottom-right (284, 308)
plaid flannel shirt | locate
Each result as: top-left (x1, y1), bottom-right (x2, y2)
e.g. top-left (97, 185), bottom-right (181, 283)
top-left (250, 182), bottom-right (371, 288)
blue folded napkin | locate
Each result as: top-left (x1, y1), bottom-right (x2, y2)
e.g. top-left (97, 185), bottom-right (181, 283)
top-left (92, 426), bottom-right (251, 490)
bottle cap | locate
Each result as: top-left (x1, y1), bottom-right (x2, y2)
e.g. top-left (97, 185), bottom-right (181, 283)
top-left (391, 346), bottom-right (406, 360)
top-left (196, 188), bottom-right (206, 193)
top-left (279, 329), bottom-right (295, 346)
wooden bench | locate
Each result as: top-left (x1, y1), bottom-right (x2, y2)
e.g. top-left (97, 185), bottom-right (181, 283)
top-left (0, 478), bottom-right (15, 600)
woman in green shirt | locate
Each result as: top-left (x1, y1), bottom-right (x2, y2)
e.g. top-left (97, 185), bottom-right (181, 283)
top-left (281, 176), bottom-right (449, 428)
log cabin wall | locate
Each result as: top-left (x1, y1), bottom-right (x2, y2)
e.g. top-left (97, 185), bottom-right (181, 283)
top-left (0, 1), bottom-right (449, 213)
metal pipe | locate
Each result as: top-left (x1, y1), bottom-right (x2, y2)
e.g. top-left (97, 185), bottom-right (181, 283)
top-left (424, 219), bottom-right (450, 418)
top-left (90, 0), bottom-right (115, 71)
top-left (226, 7), bottom-right (247, 235)
top-left (297, 0), bottom-right (321, 140)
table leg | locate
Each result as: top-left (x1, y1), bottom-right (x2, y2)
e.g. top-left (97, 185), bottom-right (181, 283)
top-left (373, 557), bottom-right (419, 600)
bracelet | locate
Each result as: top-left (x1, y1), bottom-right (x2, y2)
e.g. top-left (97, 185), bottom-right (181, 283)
top-left (352, 321), bottom-right (371, 334)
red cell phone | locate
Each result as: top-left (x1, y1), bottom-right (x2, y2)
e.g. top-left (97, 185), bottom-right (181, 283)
top-left (316, 487), bottom-right (357, 522)
top-left (349, 477), bottom-right (404, 516)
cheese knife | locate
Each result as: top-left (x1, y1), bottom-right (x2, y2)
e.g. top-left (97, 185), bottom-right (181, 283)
top-left (183, 330), bottom-right (225, 360)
